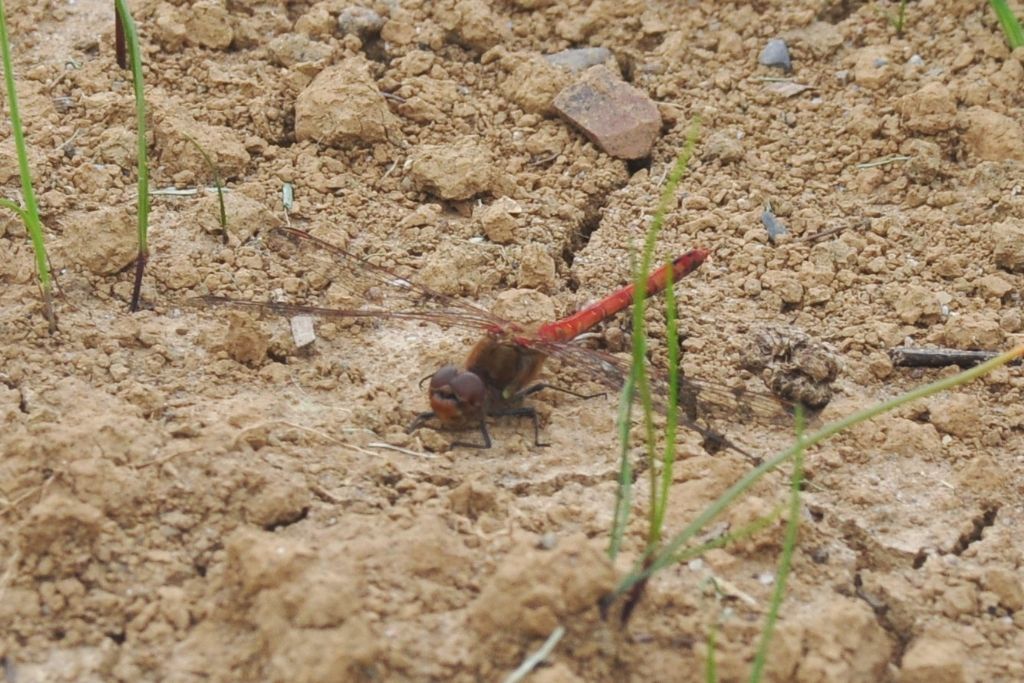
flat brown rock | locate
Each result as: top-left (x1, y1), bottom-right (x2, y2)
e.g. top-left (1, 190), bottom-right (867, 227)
top-left (552, 65), bottom-right (661, 159)
top-left (294, 56), bottom-right (401, 147)
top-left (407, 136), bottom-right (496, 200)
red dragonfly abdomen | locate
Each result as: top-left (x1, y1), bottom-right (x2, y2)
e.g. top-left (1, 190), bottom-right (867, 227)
top-left (535, 249), bottom-right (710, 343)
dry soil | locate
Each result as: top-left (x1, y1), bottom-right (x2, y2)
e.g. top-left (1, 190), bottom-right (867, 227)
top-left (2, 1), bottom-right (1024, 682)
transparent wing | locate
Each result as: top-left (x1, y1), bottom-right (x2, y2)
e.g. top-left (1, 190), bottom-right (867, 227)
top-left (197, 227), bottom-right (511, 334)
top-left (535, 341), bottom-right (796, 426)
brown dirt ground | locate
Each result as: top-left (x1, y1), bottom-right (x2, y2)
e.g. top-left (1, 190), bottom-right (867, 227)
top-left (2, 0), bottom-right (1024, 681)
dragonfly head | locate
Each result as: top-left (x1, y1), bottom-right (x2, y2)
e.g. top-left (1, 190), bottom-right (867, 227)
top-left (427, 365), bottom-right (486, 424)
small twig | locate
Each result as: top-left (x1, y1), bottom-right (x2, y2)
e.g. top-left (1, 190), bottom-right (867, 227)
top-left (0, 474), bottom-right (57, 517)
top-left (309, 484), bottom-right (344, 504)
top-left (138, 447), bottom-right (200, 468)
top-left (503, 626), bottom-right (566, 683)
top-left (379, 159), bottom-right (399, 182)
top-left (365, 442), bottom-right (437, 459)
top-left (0, 548), bottom-right (20, 590)
top-left (799, 224), bottom-right (847, 243)
top-left (273, 420), bottom-right (346, 444)
top-left (150, 187), bottom-right (230, 197)
top-left (52, 129), bottom-right (80, 152)
top-left (856, 155), bottom-right (912, 169)
top-left (529, 152), bottom-right (559, 166)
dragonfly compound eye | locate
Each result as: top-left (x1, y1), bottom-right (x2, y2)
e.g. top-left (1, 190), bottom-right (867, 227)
top-left (428, 368), bottom-right (486, 423)
top-left (449, 372), bottom-right (485, 409)
top-left (429, 365), bottom-right (460, 390)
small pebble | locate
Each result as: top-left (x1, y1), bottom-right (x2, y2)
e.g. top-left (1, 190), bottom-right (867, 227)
top-left (759, 38), bottom-right (792, 72)
top-left (545, 47), bottom-right (611, 72)
top-left (536, 533), bottom-right (558, 550)
top-left (290, 315), bottom-right (316, 348)
top-left (337, 6), bottom-right (384, 39)
top-left (761, 209), bottom-right (787, 241)
top-left (908, 54), bottom-right (924, 66)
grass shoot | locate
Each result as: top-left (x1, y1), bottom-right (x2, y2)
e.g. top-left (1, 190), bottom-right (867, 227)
top-left (607, 342), bottom-right (1024, 664)
top-left (881, 0), bottom-right (910, 35)
top-left (115, 0), bottom-right (151, 312)
top-left (0, 0), bottom-right (55, 331)
top-left (602, 116), bottom-right (1024, 675)
top-left (182, 133), bottom-right (228, 241)
top-left (988, 0), bottom-right (1024, 48)
top-left (605, 118), bottom-right (701, 621)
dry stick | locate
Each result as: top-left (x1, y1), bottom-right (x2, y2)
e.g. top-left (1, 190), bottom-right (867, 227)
top-left (889, 347), bottom-right (1021, 368)
top-left (365, 442), bottom-right (436, 459)
top-left (0, 474), bottom-right (57, 517)
top-left (503, 626), bottom-right (566, 683)
top-left (137, 447), bottom-right (201, 469)
top-left (799, 224), bottom-right (847, 243)
top-left (800, 218), bottom-right (870, 243)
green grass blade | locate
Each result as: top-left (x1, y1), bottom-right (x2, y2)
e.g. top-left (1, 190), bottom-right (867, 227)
top-left (632, 120), bottom-right (700, 556)
top-left (612, 342), bottom-right (1024, 599)
top-left (749, 407), bottom-right (806, 683)
top-left (705, 624), bottom-right (719, 683)
top-left (610, 120), bottom-right (700, 565)
top-left (181, 132), bottom-right (228, 237)
top-left (607, 371), bottom-right (637, 560)
top-left (0, 197), bottom-right (25, 217)
top-left (0, 0), bottom-right (54, 330)
top-left (651, 258), bottom-right (679, 544)
top-left (671, 505), bottom-right (783, 565)
top-left (607, 118), bottom-right (701, 560)
top-left (989, 0), bottom-right (1024, 48)
top-left (115, 0), bottom-right (151, 311)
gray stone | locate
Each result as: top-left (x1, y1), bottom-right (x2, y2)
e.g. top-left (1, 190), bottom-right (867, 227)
top-left (759, 38), bottom-right (792, 72)
top-left (545, 47), bottom-right (611, 72)
top-left (337, 6), bottom-right (384, 38)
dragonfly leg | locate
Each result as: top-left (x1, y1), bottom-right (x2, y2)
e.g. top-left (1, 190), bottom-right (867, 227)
top-left (490, 406), bottom-right (549, 448)
top-left (409, 412), bottom-right (492, 449)
top-left (406, 411), bottom-right (436, 434)
top-left (684, 419), bottom-right (762, 465)
top-left (514, 382), bottom-right (607, 402)
top-left (451, 421), bottom-right (492, 449)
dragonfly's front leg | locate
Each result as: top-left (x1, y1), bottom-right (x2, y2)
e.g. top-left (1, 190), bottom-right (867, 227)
top-left (406, 411), bottom-right (436, 434)
top-left (490, 406), bottom-right (549, 448)
top-left (407, 412), bottom-right (492, 449)
top-left (512, 382), bottom-right (607, 402)
top-left (451, 421), bottom-right (492, 449)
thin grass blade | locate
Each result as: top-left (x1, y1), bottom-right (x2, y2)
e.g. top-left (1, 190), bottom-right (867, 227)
top-left (749, 406), bottom-right (806, 683)
top-left (613, 343), bottom-right (1024, 600)
top-left (989, 0), bottom-right (1024, 48)
top-left (115, 0), bottom-right (151, 311)
top-left (0, 0), bottom-right (55, 330)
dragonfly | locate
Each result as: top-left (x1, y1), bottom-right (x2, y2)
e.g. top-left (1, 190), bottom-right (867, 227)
top-left (196, 227), bottom-right (792, 452)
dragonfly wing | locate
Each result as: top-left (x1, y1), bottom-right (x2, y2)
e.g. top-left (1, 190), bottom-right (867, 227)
top-left (538, 342), bottom-right (795, 426)
top-left (198, 226), bottom-right (510, 333)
